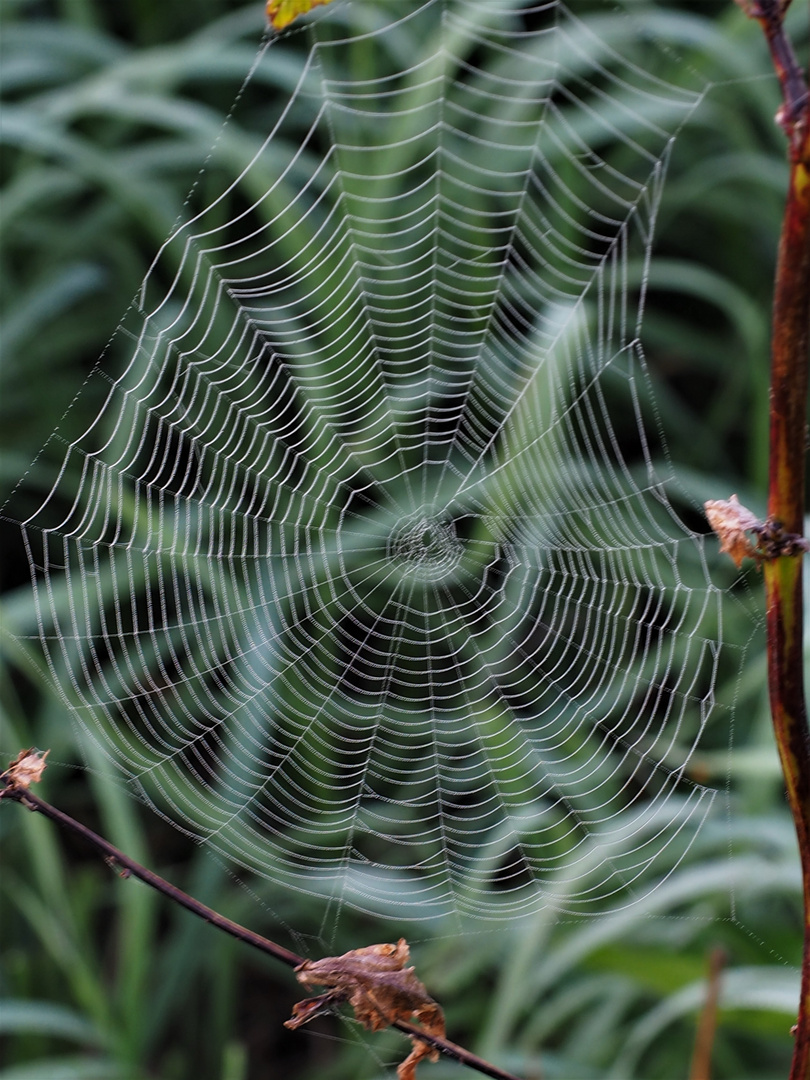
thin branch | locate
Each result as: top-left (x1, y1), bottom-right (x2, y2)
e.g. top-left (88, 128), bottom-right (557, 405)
top-left (0, 776), bottom-right (303, 966)
top-left (688, 948), bottom-right (726, 1080)
top-left (0, 762), bottom-right (524, 1080)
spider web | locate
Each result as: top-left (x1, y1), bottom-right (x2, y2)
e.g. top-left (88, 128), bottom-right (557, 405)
top-left (6, 0), bottom-right (737, 924)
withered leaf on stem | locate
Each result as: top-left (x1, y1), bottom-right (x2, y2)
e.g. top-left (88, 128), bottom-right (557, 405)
top-left (2, 748), bottom-right (49, 791)
top-left (286, 938), bottom-right (445, 1080)
top-left (704, 494), bottom-right (763, 568)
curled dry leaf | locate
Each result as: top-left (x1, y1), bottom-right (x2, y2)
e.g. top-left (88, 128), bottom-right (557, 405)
top-left (266, 0), bottom-right (334, 31)
top-left (3, 748), bottom-right (49, 791)
top-left (286, 938), bottom-right (445, 1080)
top-left (704, 494), bottom-right (763, 568)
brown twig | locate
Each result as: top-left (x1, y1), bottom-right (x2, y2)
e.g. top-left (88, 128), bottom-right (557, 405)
top-left (688, 948), bottom-right (727, 1080)
top-left (730, 3), bottom-right (810, 1078)
top-left (0, 761), bottom-right (523, 1080)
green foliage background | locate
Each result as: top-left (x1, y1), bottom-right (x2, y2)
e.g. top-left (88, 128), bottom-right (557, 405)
top-left (0, 1), bottom-right (807, 1078)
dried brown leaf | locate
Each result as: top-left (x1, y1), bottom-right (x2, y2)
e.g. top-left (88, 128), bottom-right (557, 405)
top-left (285, 989), bottom-right (346, 1028)
top-left (286, 938), bottom-right (445, 1079)
top-left (704, 494), bottom-right (763, 568)
top-left (3, 748), bottom-right (49, 790)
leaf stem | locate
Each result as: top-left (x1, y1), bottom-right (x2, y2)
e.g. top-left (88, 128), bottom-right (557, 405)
top-left (0, 773), bottom-right (524, 1080)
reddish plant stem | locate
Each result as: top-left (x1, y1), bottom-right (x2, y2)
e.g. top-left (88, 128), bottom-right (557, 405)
top-left (765, 178), bottom-right (810, 1079)
top-left (0, 779), bottom-right (523, 1080)
top-left (745, 2), bottom-right (810, 1077)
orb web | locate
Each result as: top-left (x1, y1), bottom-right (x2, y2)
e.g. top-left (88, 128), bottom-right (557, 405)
top-left (7, 0), bottom-right (732, 922)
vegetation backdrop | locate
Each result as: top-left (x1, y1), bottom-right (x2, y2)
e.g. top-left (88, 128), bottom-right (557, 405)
top-left (0, 1), bottom-right (807, 1078)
